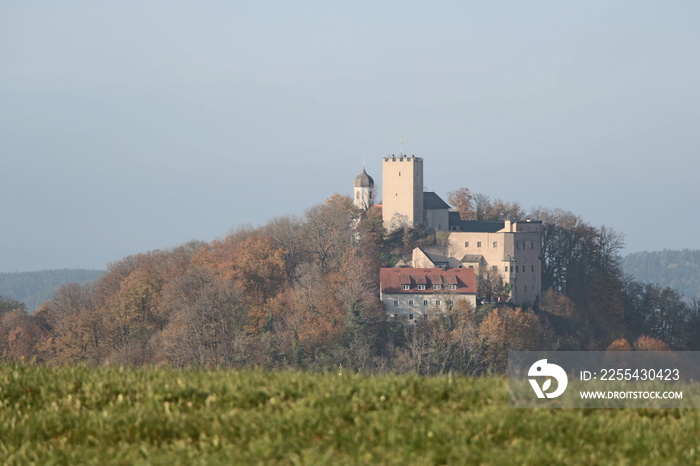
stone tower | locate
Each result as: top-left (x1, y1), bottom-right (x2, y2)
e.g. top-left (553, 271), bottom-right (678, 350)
top-left (353, 168), bottom-right (375, 211)
top-left (381, 155), bottom-right (423, 231)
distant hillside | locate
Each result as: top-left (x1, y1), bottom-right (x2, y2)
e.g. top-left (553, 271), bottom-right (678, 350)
top-left (623, 249), bottom-right (700, 299)
top-left (0, 269), bottom-right (103, 312)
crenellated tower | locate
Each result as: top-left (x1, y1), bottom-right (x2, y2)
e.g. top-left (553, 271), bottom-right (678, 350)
top-left (381, 155), bottom-right (423, 231)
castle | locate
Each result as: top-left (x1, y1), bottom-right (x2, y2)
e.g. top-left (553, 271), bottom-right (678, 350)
top-left (355, 155), bottom-right (541, 310)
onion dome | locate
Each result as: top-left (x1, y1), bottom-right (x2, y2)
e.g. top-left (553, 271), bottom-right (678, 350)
top-left (354, 168), bottom-right (375, 188)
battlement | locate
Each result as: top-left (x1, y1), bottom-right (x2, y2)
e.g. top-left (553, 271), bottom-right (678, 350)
top-left (383, 155), bottom-right (423, 162)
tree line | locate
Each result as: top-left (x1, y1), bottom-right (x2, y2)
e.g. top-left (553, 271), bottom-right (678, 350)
top-left (0, 269), bottom-right (103, 312)
top-left (1, 190), bottom-right (697, 374)
top-left (623, 249), bottom-right (700, 299)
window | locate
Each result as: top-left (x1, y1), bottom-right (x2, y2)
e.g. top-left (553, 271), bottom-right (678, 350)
top-left (464, 242), bottom-right (470, 248)
top-left (447, 300), bottom-right (454, 306)
top-left (369, 192), bottom-right (372, 199)
top-left (505, 266), bottom-right (509, 272)
top-left (515, 265), bottom-right (519, 272)
top-left (409, 313), bottom-right (414, 320)
top-left (393, 300), bottom-right (398, 306)
top-left (408, 299), bottom-right (414, 306)
top-left (435, 300), bottom-right (441, 306)
top-left (448, 284), bottom-right (457, 290)
top-left (423, 300), bottom-right (428, 306)
top-left (492, 266), bottom-right (498, 272)
top-left (477, 242), bottom-right (482, 248)
top-left (423, 314), bottom-right (428, 320)
top-left (531, 242), bottom-right (534, 249)
top-left (417, 285), bottom-right (426, 291)
top-left (393, 313), bottom-right (398, 318)
top-left (433, 284), bottom-right (442, 290)
top-left (402, 284), bottom-right (410, 291)
top-left (516, 242), bottom-right (520, 249)
top-left (493, 242), bottom-right (498, 248)
top-left (531, 265), bottom-right (535, 272)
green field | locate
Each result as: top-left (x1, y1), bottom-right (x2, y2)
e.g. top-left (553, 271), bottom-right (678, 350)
top-left (0, 365), bottom-right (698, 465)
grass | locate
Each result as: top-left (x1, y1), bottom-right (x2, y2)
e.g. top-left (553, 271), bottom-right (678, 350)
top-left (0, 365), bottom-right (698, 465)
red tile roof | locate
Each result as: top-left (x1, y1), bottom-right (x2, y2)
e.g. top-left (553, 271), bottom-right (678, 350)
top-left (380, 268), bottom-right (476, 294)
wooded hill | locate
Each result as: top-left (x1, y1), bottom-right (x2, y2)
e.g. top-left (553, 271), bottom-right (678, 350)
top-left (1, 191), bottom-right (698, 372)
top-left (623, 249), bottom-right (700, 300)
top-left (0, 269), bottom-right (103, 312)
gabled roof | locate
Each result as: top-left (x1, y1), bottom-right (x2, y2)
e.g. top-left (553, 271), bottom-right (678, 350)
top-left (380, 267), bottom-right (476, 295)
top-left (423, 192), bottom-right (450, 210)
top-left (422, 249), bottom-right (450, 265)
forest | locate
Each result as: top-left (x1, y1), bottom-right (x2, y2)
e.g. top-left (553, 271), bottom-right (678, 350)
top-left (0, 269), bottom-right (103, 312)
top-left (623, 249), bottom-right (700, 300)
top-left (1, 191), bottom-right (699, 374)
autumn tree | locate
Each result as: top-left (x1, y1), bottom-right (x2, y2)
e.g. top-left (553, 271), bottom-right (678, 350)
top-left (482, 199), bottom-right (526, 221)
top-left (447, 188), bottom-right (474, 220)
top-left (276, 263), bottom-right (345, 367)
top-left (302, 194), bottom-right (360, 272)
top-left (477, 307), bottom-right (544, 373)
top-left (331, 250), bottom-right (385, 371)
top-left (35, 282), bottom-right (104, 365)
top-left (540, 288), bottom-right (575, 316)
top-left (477, 269), bottom-right (510, 303)
top-left (477, 309), bottom-right (506, 373)
top-left (0, 296), bottom-right (25, 316)
top-left (263, 215), bottom-right (307, 282)
top-left (356, 205), bottom-right (386, 260)
top-left (472, 193), bottom-right (491, 221)
top-left (194, 233), bottom-right (287, 335)
top-left (633, 335), bottom-right (671, 351)
top-left (156, 268), bottom-right (247, 367)
top-left (606, 338), bottom-right (632, 351)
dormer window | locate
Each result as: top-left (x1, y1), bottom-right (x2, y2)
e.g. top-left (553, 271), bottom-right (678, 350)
top-left (402, 284), bottom-right (410, 291)
top-left (417, 285), bottom-right (426, 291)
top-left (433, 284), bottom-right (442, 290)
top-left (448, 284), bottom-right (457, 290)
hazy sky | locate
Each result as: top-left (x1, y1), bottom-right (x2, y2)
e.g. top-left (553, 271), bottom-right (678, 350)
top-left (2, 1), bottom-right (699, 272)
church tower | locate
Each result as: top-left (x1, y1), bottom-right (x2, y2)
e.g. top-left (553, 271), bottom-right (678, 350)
top-left (381, 155), bottom-right (424, 231)
top-left (353, 168), bottom-right (375, 211)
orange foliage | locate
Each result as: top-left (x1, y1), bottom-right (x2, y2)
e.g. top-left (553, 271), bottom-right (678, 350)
top-left (606, 338), bottom-right (632, 351)
top-left (633, 335), bottom-right (670, 351)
